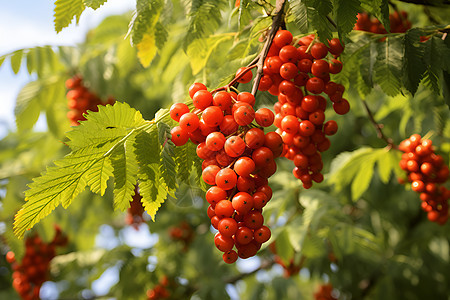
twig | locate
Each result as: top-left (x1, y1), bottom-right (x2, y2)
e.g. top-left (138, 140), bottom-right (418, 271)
top-left (226, 258), bottom-right (276, 284)
top-left (250, 0), bottom-right (287, 96)
top-left (361, 100), bottom-right (397, 149)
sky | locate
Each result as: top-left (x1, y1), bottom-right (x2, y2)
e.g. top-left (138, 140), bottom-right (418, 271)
top-left (0, 0), bottom-right (136, 138)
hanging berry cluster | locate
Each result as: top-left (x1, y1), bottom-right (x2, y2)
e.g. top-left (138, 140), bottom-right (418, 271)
top-left (6, 227), bottom-right (68, 300)
top-left (125, 186), bottom-right (146, 229)
top-left (65, 75), bottom-right (115, 126)
top-left (170, 82), bottom-right (280, 263)
top-left (399, 134), bottom-right (450, 224)
top-left (314, 283), bottom-right (338, 300)
top-left (262, 30), bottom-right (348, 189)
top-left (354, 11), bottom-right (411, 34)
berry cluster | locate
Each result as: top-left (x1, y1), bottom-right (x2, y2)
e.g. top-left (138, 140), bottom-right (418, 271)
top-left (354, 11), bottom-right (411, 34)
top-left (65, 75), bottom-right (115, 126)
top-left (399, 134), bottom-right (450, 224)
top-left (314, 283), bottom-right (338, 300)
top-left (170, 83), bottom-right (281, 263)
top-left (146, 276), bottom-right (172, 300)
top-left (168, 221), bottom-right (194, 251)
top-left (126, 186), bottom-right (146, 229)
top-left (6, 227), bottom-right (68, 300)
top-left (261, 30), bottom-right (348, 188)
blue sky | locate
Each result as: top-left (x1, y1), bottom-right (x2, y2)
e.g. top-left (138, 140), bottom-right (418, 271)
top-left (0, 0), bottom-right (136, 137)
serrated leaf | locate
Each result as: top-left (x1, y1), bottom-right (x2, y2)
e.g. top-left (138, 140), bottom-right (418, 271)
top-left (14, 102), bottom-right (149, 238)
top-left (403, 29), bottom-right (426, 95)
top-left (376, 148), bottom-right (395, 184)
top-left (443, 70), bottom-right (450, 110)
top-left (422, 36), bottom-right (450, 95)
top-left (351, 154), bottom-right (376, 200)
top-left (289, 0), bottom-right (308, 33)
top-left (174, 142), bottom-right (196, 184)
top-left (374, 36), bottom-right (403, 96)
top-left (83, 0), bottom-right (108, 9)
top-left (305, 0), bottom-right (333, 43)
top-left (158, 122), bottom-right (177, 190)
top-left (183, 0), bottom-right (228, 49)
top-left (136, 32), bottom-right (157, 67)
top-left (186, 34), bottom-right (234, 75)
top-left (358, 40), bottom-right (375, 96)
top-left (14, 81), bottom-right (42, 132)
top-left (154, 21), bottom-right (168, 50)
top-left (128, 0), bottom-right (163, 45)
top-left (10, 50), bottom-right (23, 74)
top-left (110, 139), bottom-right (138, 211)
top-left (334, 0), bottom-right (361, 39)
top-left (328, 147), bottom-right (375, 197)
top-left (134, 127), bottom-right (167, 219)
top-left (54, 0), bottom-right (86, 33)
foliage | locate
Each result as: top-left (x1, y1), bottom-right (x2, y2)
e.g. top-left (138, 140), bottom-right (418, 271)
top-left (1, 0), bottom-right (450, 299)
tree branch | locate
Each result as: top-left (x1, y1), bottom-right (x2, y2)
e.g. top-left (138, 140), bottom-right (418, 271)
top-left (361, 100), bottom-right (397, 149)
top-left (250, 0), bottom-right (287, 96)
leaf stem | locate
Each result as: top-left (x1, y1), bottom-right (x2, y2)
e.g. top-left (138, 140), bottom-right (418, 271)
top-left (361, 100), bottom-right (397, 149)
top-left (250, 0), bottom-right (287, 97)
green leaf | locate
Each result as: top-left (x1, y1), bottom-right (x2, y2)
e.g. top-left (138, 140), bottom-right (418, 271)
top-left (174, 142), bottom-right (197, 184)
top-left (14, 102), bottom-right (149, 238)
top-left (351, 153), bottom-right (376, 200)
top-left (328, 147), bottom-right (378, 200)
top-left (186, 34), bottom-right (234, 75)
top-left (183, 0), bottom-right (228, 49)
top-left (374, 36), bottom-right (403, 96)
top-left (274, 229), bottom-right (295, 265)
top-left (14, 81), bottom-right (42, 133)
top-left (10, 50), bottom-right (23, 74)
top-left (422, 36), bottom-right (450, 94)
top-left (289, 0), bottom-right (309, 33)
top-left (83, 0), bottom-right (108, 9)
top-left (26, 48), bottom-right (35, 75)
top-left (0, 56), bottom-right (5, 68)
top-left (305, 0), bottom-right (333, 43)
top-left (134, 128), bottom-right (166, 220)
top-left (128, 0), bottom-right (164, 46)
top-left (376, 148), bottom-right (395, 184)
top-left (333, 0), bottom-right (361, 39)
top-left (158, 122), bottom-right (177, 191)
top-left (443, 70), bottom-right (450, 110)
top-left (403, 29), bottom-right (426, 95)
top-left (110, 138), bottom-right (139, 211)
top-left (154, 21), bottom-right (168, 50)
top-left (358, 39), bottom-right (375, 95)
top-left (54, 0), bottom-right (86, 33)
top-left (128, 0), bottom-right (164, 66)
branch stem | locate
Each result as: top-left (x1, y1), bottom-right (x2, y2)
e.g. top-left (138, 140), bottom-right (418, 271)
top-left (250, 0), bottom-right (287, 96)
top-left (361, 100), bottom-right (397, 149)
